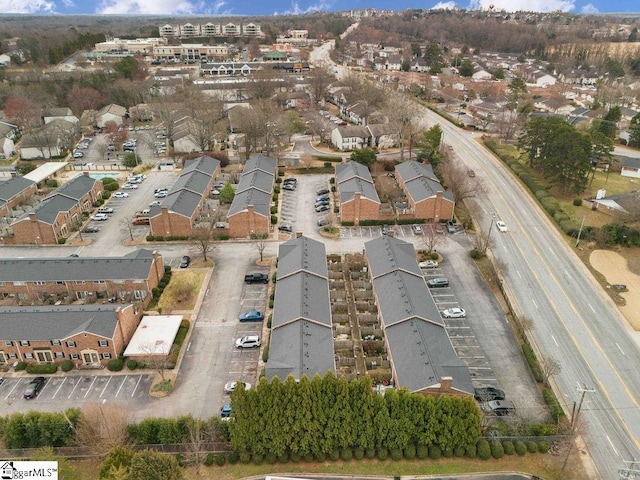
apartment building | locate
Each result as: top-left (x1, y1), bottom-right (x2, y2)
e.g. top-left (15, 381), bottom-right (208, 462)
top-left (158, 22), bottom-right (262, 39)
top-left (152, 44), bottom-right (230, 63)
top-left (394, 161), bottom-right (454, 222)
top-left (0, 176), bottom-right (37, 218)
top-left (335, 161), bottom-right (381, 225)
top-left (0, 249), bottom-right (165, 307)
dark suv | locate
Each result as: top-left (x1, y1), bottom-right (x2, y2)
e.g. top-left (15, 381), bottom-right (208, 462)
top-left (24, 377), bottom-right (46, 399)
top-left (426, 277), bottom-right (449, 288)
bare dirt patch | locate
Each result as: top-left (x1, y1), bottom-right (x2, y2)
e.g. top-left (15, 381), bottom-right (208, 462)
top-left (590, 250), bottom-right (640, 330)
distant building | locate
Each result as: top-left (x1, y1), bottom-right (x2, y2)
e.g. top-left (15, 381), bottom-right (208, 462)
top-left (158, 22), bottom-right (263, 39)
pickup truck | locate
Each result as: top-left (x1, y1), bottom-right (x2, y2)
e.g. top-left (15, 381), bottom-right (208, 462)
top-left (244, 273), bottom-right (269, 284)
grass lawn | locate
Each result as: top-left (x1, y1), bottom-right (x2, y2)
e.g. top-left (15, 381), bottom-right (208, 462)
top-left (158, 270), bottom-right (206, 312)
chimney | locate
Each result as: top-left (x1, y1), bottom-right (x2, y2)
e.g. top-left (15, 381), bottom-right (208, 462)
top-left (440, 376), bottom-right (453, 393)
top-left (29, 213), bottom-right (37, 221)
top-left (296, 231), bottom-right (303, 238)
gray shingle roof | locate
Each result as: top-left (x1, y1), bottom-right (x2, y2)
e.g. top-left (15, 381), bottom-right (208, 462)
top-left (364, 236), bottom-right (472, 395)
top-left (17, 195), bottom-right (77, 225)
top-left (266, 235), bottom-right (335, 381)
top-left (227, 189), bottom-right (271, 217)
top-left (243, 155), bottom-right (278, 175)
top-left (396, 161), bottom-right (453, 203)
top-left (335, 161), bottom-right (371, 182)
top-left (395, 160), bottom-right (437, 183)
top-left (0, 249), bottom-right (158, 282)
top-left (228, 156), bottom-right (276, 218)
top-left (183, 155), bottom-right (220, 176)
top-left (0, 177), bottom-right (35, 209)
top-left (236, 170), bottom-right (274, 195)
top-left (162, 190), bottom-right (204, 218)
top-left (0, 305), bottom-right (123, 341)
top-left (52, 174), bottom-right (98, 201)
top-left (336, 125), bottom-right (369, 139)
top-left (337, 177), bottom-right (380, 204)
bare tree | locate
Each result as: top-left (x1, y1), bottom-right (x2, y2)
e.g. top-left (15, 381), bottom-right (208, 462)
top-left (542, 355), bottom-right (562, 385)
top-left (439, 156), bottom-right (480, 202)
top-left (385, 92), bottom-right (420, 161)
top-left (74, 403), bottom-right (131, 456)
top-left (139, 342), bottom-right (172, 382)
top-left (120, 216), bottom-right (137, 241)
top-left (191, 226), bottom-right (216, 263)
top-left (421, 226), bottom-right (442, 254)
top-left (307, 67), bottom-right (333, 106)
top-left (185, 417), bottom-right (205, 476)
top-left (252, 233), bottom-right (268, 262)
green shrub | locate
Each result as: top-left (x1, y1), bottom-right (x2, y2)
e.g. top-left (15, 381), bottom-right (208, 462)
top-left (543, 388), bottom-right (565, 422)
top-left (353, 447), bottom-right (364, 460)
top-left (304, 452), bottom-right (314, 462)
top-left (107, 358), bottom-right (124, 371)
top-left (522, 342), bottom-right (544, 382)
top-left (290, 452), bottom-right (301, 462)
top-left (503, 440), bottom-right (515, 455)
top-left (404, 444), bottom-right (416, 460)
top-left (454, 446), bottom-right (466, 457)
top-left (538, 441), bottom-right (549, 453)
top-left (527, 441), bottom-right (538, 453)
top-left (470, 249), bottom-right (482, 259)
top-left (515, 440), bottom-right (527, 455)
top-left (490, 440), bottom-right (504, 459)
top-left (61, 360), bottom-right (74, 372)
top-left (416, 444), bottom-right (429, 459)
top-left (262, 345), bottom-right (269, 362)
top-left (276, 177), bottom-right (282, 184)
top-left (315, 452), bottom-right (326, 462)
top-left (341, 448), bottom-right (353, 461)
top-left (329, 450), bottom-right (340, 461)
top-left (26, 364), bottom-right (58, 374)
top-left (57, 238), bottom-right (67, 244)
top-left (428, 445), bottom-right (442, 460)
top-left (274, 186), bottom-right (280, 194)
top-left (573, 198), bottom-right (582, 206)
top-left (267, 313), bottom-right (273, 328)
top-left (126, 360), bottom-right (139, 370)
top-left (466, 442), bottom-right (477, 458)
top-left (265, 453), bottom-right (277, 464)
top-left (272, 194), bottom-right (279, 202)
top-left (341, 221), bottom-right (354, 226)
top-left (442, 448), bottom-right (453, 458)
top-left (270, 206), bottom-right (278, 214)
top-left (155, 236), bottom-right (164, 242)
top-left (252, 453), bottom-right (263, 465)
top-left (271, 215), bottom-right (278, 225)
top-left (365, 448), bottom-right (376, 459)
top-left (239, 452), bottom-right (251, 464)
top-left (204, 453), bottom-right (214, 466)
top-left (15, 361), bottom-right (27, 371)
top-left (228, 451), bottom-right (239, 464)
top-left (277, 452), bottom-right (289, 463)
top-left (377, 448), bottom-right (388, 461)
top-left (215, 453), bottom-right (226, 466)
top-left (431, 252), bottom-right (439, 260)
top-left (146, 235), bottom-right (154, 241)
top-left (477, 439), bottom-right (491, 460)
top-left (390, 448), bottom-right (402, 460)
top-left (165, 266), bottom-right (172, 274)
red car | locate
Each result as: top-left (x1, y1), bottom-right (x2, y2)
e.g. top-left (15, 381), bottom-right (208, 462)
top-left (132, 217), bottom-right (150, 225)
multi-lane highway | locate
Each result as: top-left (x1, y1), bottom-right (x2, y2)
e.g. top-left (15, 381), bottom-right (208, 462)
top-left (436, 117), bottom-right (640, 478)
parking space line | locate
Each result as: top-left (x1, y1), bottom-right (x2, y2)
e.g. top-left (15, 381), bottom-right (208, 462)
top-left (115, 376), bottom-right (128, 397)
top-left (5, 380), bottom-right (21, 400)
top-left (99, 376), bottom-right (113, 398)
top-left (68, 378), bottom-right (82, 399)
top-left (84, 377), bottom-right (98, 398)
top-left (52, 378), bottom-right (67, 399)
top-left (131, 375), bottom-right (142, 397)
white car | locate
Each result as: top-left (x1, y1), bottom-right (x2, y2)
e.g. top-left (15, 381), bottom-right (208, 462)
top-left (441, 308), bottom-right (466, 318)
top-left (122, 183), bottom-right (138, 190)
top-left (91, 213), bottom-right (109, 221)
top-left (149, 201), bottom-right (162, 207)
top-left (72, 151), bottom-right (84, 158)
top-left (496, 220), bottom-right (508, 232)
top-left (154, 191), bottom-right (168, 198)
top-left (224, 381), bottom-right (252, 394)
top-left (412, 224), bottom-right (423, 234)
top-left (419, 260), bottom-right (439, 269)
top-left (113, 192), bottom-right (129, 198)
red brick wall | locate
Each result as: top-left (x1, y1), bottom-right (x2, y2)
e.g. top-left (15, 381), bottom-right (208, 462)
top-left (150, 208), bottom-right (194, 237)
top-left (414, 192), bottom-right (454, 222)
top-left (229, 206), bottom-right (269, 238)
top-left (340, 193), bottom-right (381, 225)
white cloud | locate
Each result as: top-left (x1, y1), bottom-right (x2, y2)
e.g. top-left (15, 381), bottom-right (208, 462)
top-left (430, 1), bottom-right (457, 9)
top-left (96, 0), bottom-right (228, 14)
top-left (274, 0), bottom-right (335, 15)
top-left (581, 3), bottom-right (599, 13)
top-left (0, 0), bottom-right (56, 13)
top-left (467, 0), bottom-right (576, 12)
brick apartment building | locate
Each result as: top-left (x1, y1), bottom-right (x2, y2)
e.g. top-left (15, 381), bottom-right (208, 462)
top-left (228, 155), bottom-right (277, 238)
top-left (395, 161), bottom-right (454, 222)
top-left (0, 249), bottom-right (164, 307)
top-left (335, 161), bottom-right (381, 225)
top-left (0, 176), bottom-right (37, 218)
top-left (0, 304), bottom-right (138, 367)
top-left (10, 173), bottom-right (104, 245)
top-left (149, 155), bottom-right (221, 238)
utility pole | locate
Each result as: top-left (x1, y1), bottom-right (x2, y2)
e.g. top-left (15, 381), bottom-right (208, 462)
top-left (618, 460), bottom-right (640, 479)
top-left (563, 383), bottom-right (595, 472)
top-left (575, 215), bottom-right (586, 248)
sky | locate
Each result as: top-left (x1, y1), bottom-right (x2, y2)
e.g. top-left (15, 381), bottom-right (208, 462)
top-left (0, 0), bottom-right (636, 16)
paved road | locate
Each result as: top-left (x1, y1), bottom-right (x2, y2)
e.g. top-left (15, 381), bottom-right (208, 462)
top-left (432, 112), bottom-right (640, 477)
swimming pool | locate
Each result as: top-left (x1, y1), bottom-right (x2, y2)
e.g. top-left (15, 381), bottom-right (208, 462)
top-left (89, 173), bottom-right (121, 180)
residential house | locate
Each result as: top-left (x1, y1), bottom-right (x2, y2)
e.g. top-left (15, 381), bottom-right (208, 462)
top-left (395, 161), bottom-right (454, 222)
top-left (228, 155), bottom-right (277, 238)
top-left (331, 125), bottom-right (369, 151)
top-left (19, 119), bottom-right (77, 160)
top-left (0, 304), bottom-right (139, 367)
top-left (171, 116), bottom-right (201, 153)
top-left (11, 173), bottom-right (103, 245)
top-left (590, 191), bottom-right (640, 215)
top-left (42, 108), bottom-right (79, 125)
top-left (149, 155), bottom-right (221, 238)
top-left (384, 54), bottom-right (403, 71)
top-left (0, 176), bottom-right (37, 218)
top-left (0, 136), bottom-right (14, 159)
top-left (531, 70), bottom-right (557, 87)
top-left (0, 249), bottom-right (164, 307)
top-left (97, 104), bottom-right (127, 128)
top-left (366, 123), bottom-right (397, 149)
top-left (265, 234), bottom-right (335, 381)
top-left (621, 157), bottom-right (640, 179)
top-left (365, 235), bottom-right (473, 396)
top-left (471, 65), bottom-right (492, 81)
top-left (200, 62), bottom-right (252, 76)
top-left (411, 57), bottom-right (429, 72)
top-left (335, 161), bottom-right (381, 225)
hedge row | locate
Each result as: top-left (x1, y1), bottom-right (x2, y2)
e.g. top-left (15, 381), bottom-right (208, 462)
top-left (145, 235), bottom-right (190, 242)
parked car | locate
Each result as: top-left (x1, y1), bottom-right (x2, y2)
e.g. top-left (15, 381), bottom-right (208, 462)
top-left (132, 217), bottom-right (150, 226)
top-left (97, 207), bottom-right (114, 214)
top-left (180, 255), bottom-right (191, 268)
top-left (0, 377), bottom-right (4, 386)
top-left (474, 386), bottom-right (506, 402)
top-left (412, 224), bottom-right (423, 235)
top-left (382, 224), bottom-right (390, 235)
top-left (316, 187), bottom-right (330, 196)
top-left (441, 307), bottom-right (466, 318)
top-left (113, 192), bottom-right (129, 198)
top-left (235, 335), bottom-right (261, 348)
top-left (224, 381), bottom-right (251, 393)
top-left (23, 377), bottom-right (46, 399)
top-left (315, 204), bottom-right (330, 213)
top-left (149, 201), bottom-right (162, 207)
top-left (72, 151), bottom-right (84, 158)
top-left (481, 399), bottom-right (516, 416)
top-left (283, 183), bottom-right (296, 191)
top-left (244, 273), bottom-right (269, 284)
top-left (154, 191), bottom-right (168, 198)
top-left (91, 213), bottom-right (109, 221)
top-left (122, 183), bottom-right (138, 190)
top-left (154, 187), bottom-right (169, 194)
top-left (496, 220), bottom-right (508, 233)
top-left (220, 404), bottom-right (232, 418)
top-left (418, 260), bottom-right (439, 268)
top-left (239, 311), bottom-right (264, 322)
top-left (317, 217), bottom-right (328, 227)
top-left (278, 223), bottom-right (293, 233)
top-left (467, 169), bottom-right (476, 177)
top-left (446, 221), bottom-right (456, 233)
top-left (426, 277), bottom-right (449, 288)
top-left (83, 226), bottom-right (100, 233)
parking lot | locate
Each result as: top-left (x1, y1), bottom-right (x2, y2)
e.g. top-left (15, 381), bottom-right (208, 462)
top-left (1, 374), bottom-right (153, 411)
top-left (278, 173), bottom-right (332, 238)
top-left (71, 127), bottom-right (167, 166)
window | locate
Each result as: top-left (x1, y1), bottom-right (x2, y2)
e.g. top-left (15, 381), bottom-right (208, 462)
top-left (101, 353), bottom-right (111, 359)
top-left (0, 281), bottom-right (5, 286)
top-left (73, 281), bottom-right (86, 285)
top-left (5, 341), bottom-right (13, 346)
top-left (55, 281), bottom-right (65, 285)
top-left (51, 340), bottom-right (61, 346)
top-left (35, 350), bottom-right (53, 363)
top-left (70, 353), bottom-right (79, 360)
top-left (66, 341), bottom-right (76, 347)
top-left (33, 281), bottom-right (45, 286)
top-left (55, 352), bottom-right (65, 359)
top-left (133, 290), bottom-right (147, 300)
top-left (94, 280), bottom-right (105, 284)
top-left (98, 340), bottom-right (109, 347)
top-left (20, 340), bottom-right (30, 346)
top-left (13, 281), bottom-right (25, 286)
top-left (24, 352), bottom-right (33, 359)
top-left (8, 353), bottom-right (17, 359)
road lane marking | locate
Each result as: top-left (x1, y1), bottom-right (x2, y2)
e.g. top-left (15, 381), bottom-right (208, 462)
top-left (99, 376), bottom-right (113, 398)
top-left (114, 376), bottom-right (128, 398)
top-left (606, 435), bottom-right (620, 457)
top-left (84, 376), bottom-right (97, 398)
top-left (548, 247), bottom-right (556, 257)
top-left (131, 375), bottom-right (142, 397)
top-left (552, 336), bottom-right (559, 347)
top-left (532, 299), bottom-right (538, 309)
top-left (616, 343), bottom-right (625, 355)
top-left (52, 378), bottom-right (67, 399)
top-left (187, 342), bottom-right (192, 351)
top-left (588, 303), bottom-right (596, 313)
